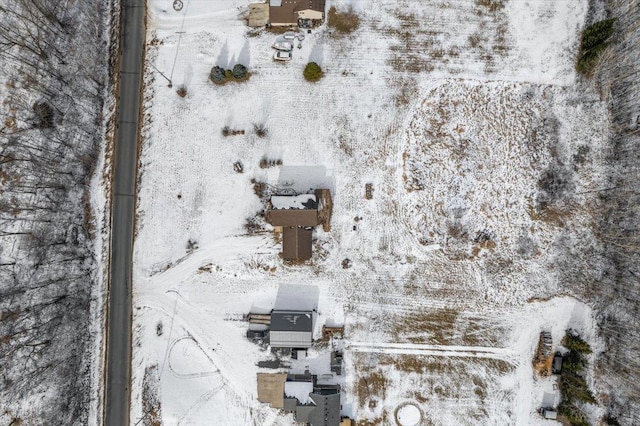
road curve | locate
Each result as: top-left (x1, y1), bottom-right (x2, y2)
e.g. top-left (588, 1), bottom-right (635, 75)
top-left (104, 0), bottom-right (145, 425)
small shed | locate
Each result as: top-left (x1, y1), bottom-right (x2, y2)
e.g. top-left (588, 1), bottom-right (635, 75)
top-left (270, 310), bottom-right (314, 348)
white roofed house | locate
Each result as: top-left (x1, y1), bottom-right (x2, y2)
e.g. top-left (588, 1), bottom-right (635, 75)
top-left (285, 379), bottom-right (314, 405)
top-left (270, 310), bottom-right (314, 349)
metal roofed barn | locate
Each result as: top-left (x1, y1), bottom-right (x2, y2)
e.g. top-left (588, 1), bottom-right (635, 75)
top-left (270, 310), bottom-right (314, 348)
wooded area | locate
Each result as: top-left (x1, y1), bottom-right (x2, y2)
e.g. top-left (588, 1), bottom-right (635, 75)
top-left (0, 1), bottom-right (111, 423)
top-left (559, 1), bottom-right (640, 423)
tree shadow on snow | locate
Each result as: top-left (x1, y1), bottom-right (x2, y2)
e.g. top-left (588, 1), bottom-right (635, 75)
top-left (236, 39), bottom-right (251, 67)
top-left (309, 35), bottom-right (324, 65)
top-left (216, 39), bottom-right (230, 69)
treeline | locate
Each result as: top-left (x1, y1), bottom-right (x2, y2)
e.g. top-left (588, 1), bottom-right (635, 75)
top-left (0, 1), bottom-right (110, 424)
top-left (594, 0), bottom-right (640, 423)
top-left (563, 0), bottom-right (640, 424)
top-left (558, 332), bottom-right (596, 426)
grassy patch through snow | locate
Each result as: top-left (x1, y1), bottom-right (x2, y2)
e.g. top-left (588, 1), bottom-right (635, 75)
top-left (351, 353), bottom-right (516, 424)
top-left (475, 0), bottom-right (505, 13)
top-left (327, 6), bottom-right (360, 34)
top-left (142, 365), bottom-right (162, 426)
top-left (395, 309), bottom-right (459, 345)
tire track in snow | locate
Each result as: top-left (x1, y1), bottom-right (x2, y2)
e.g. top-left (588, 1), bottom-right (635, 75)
top-left (346, 341), bottom-right (519, 364)
top-left (167, 336), bottom-right (219, 378)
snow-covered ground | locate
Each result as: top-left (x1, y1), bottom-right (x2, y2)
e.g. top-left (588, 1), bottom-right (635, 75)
top-left (132, 0), bottom-right (610, 424)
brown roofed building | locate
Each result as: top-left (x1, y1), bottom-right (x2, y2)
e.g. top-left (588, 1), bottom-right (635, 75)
top-left (267, 194), bottom-right (318, 261)
top-left (257, 373), bottom-right (287, 408)
top-left (266, 191), bottom-right (330, 261)
top-left (283, 227), bottom-right (313, 261)
top-left (269, 0), bottom-right (325, 26)
top-left (268, 209), bottom-right (319, 227)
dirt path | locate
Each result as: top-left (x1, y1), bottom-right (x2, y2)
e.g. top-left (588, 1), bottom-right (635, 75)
top-left (347, 341), bottom-right (519, 363)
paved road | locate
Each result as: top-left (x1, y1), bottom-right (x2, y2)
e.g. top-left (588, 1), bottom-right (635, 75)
top-left (105, 0), bottom-right (145, 425)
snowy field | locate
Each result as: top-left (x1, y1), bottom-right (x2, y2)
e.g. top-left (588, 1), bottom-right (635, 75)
top-left (132, 0), bottom-right (610, 424)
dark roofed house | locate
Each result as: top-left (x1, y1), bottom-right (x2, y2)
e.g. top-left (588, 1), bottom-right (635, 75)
top-left (269, 0), bottom-right (325, 26)
top-left (308, 392), bottom-right (341, 426)
top-left (283, 226), bottom-right (313, 260)
top-left (270, 310), bottom-right (314, 348)
top-left (285, 377), bottom-right (341, 426)
top-left (268, 209), bottom-right (319, 227)
top-left (267, 193), bottom-right (322, 261)
top-left (259, 371), bottom-right (342, 426)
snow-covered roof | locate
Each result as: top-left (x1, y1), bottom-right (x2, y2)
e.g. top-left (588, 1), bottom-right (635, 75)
top-left (277, 166), bottom-right (332, 194)
top-left (271, 194), bottom-right (317, 210)
top-left (284, 381), bottom-right (314, 405)
top-left (274, 284), bottom-right (318, 311)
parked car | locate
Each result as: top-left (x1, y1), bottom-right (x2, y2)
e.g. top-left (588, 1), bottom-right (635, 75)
top-left (541, 407), bottom-right (557, 420)
top-left (282, 31), bottom-right (296, 40)
top-left (552, 352), bottom-right (563, 374)
top-left (273, 50), bottom-right (292, 61)
top-left (298, 18), bottom-right (312, 29)
top-left (272, 40), bottom-right (293, 51)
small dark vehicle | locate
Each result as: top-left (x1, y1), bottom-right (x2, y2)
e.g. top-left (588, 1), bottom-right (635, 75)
top-left (552, 351), bottom-right (563, 374)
